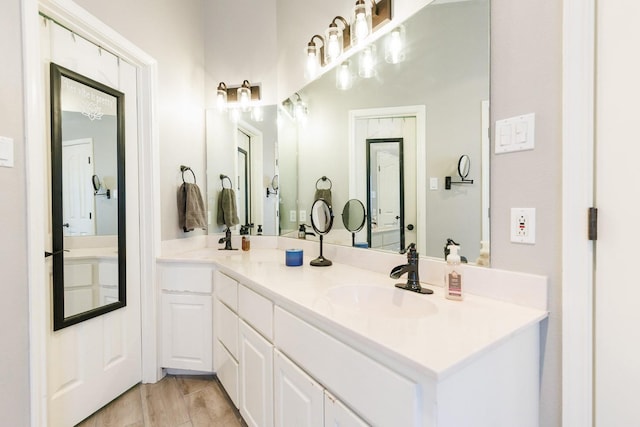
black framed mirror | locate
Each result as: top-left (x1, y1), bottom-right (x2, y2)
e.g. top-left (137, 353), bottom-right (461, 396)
top-left (342, 199), bottom-right (366, 247)
top-left (50, 63), bottom-right (126, 331)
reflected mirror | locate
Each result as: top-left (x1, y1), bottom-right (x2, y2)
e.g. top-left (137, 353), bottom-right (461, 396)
top-left (50, 63), bottom-right (126, 330)
top-left (206, 106), bottom-right (279, 236)
top-left (341, 199), bottom-right (366, 247)
top-left (279, 0), bottom-right (490, 262)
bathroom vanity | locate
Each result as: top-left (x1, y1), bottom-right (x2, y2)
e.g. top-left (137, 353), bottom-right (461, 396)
top-left (157, 241), bottom-right (547, 427)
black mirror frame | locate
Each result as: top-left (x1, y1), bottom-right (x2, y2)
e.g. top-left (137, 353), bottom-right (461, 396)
top-left (50, 63), bottom-right (127, 331)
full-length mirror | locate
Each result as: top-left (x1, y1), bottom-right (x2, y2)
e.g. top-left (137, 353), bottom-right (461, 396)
top-left (279, 0), bottom-right (490, 262)
top-left (50, 63), bottom-right (126, 330)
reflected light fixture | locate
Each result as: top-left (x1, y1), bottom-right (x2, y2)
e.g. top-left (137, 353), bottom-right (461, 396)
top-left (358, 45), bottom-right (377, 78)
top-left (385, 25), bottom-right (405, 64)
top-left (305, 34), bottom-right (325, 79)
top-left (336, 61), bottom-right (354, 90)
top-left (293, 93), bottom-right (308, 123)
top-left (216, 82), bottom-right (228, 111)
top-left (351, 0), bottom-right (392, 46)
top-left (251, 105), bottom-right (264, 122)
top-left (325, 16), bottom-right (350, 63)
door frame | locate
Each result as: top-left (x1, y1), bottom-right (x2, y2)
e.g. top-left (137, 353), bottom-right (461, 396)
top-left (562, 0), bottom-right (595, 425)
top-left (348, 105), bottom-right (426, 252)
top-left (22, 0), bottom-right (161, 425)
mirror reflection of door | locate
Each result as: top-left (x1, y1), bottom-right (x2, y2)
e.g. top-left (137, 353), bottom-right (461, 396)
top-left (237, 129), bottom-right (251, 226)
top-left (62, 138), bottom-right (95, 236)
top-left (367, 138), bottom-right (405, 252)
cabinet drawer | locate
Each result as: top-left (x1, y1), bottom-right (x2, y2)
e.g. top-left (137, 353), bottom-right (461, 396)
top-left (159, 264), bottom-right (212, 293)
top-left (216, 298), bottom-right (239, 359)
top-left (215, 338), bottom-right (239, 408)
top-left (215, 271), bottom-right (238, 311)
top-left (274, 307), bottom-right (419, 427)
top-left (239, 285), bottom-right (273, 341)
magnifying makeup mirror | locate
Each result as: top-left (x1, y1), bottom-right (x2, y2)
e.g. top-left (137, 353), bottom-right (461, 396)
top-left (310, 198), bottom-right (334, 266)
top-left (342, 199), bottom-right (366, 247)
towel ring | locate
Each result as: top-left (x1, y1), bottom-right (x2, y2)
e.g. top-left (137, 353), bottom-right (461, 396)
top-left (180, 165), bottom-right (196, 184)
top-left (316, 176), bottom-right (332, 190)
top-left (220, 174), bottom-right (233, 189)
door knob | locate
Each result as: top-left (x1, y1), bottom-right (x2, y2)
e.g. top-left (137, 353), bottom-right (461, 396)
top-left (63, 223), bottom-right (70, 228)
top-left (406, 224), bottom-right (415, 231)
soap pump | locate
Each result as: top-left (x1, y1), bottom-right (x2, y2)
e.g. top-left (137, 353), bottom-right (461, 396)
top-left (298, 224), bottom-right (315, 239)
top-left (445, 244), bottom-right (463, 301)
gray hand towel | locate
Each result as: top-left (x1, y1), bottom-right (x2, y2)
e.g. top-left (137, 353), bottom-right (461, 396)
top-left (177, 183), bottom-right (207, 232)
top-left (314, 188), bottom-right (332, 207)
top-left (217, 188), bottom-right (239, 228)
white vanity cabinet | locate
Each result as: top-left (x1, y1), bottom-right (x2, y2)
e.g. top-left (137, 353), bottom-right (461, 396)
top-left (274, 349), bottom-right (368, 427)
top-left (159, 263), bottom-right (214, 372)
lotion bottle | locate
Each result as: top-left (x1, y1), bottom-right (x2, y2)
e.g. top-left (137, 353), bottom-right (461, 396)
top-left (445, 244), bottom-right (463, 301)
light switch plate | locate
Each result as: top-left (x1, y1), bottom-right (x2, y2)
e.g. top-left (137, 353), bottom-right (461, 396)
top-left (299, 210), bottom-right (306, 223)
top-left (495, 113), bottom-right (535, 154)
top-left (429, 177), bottom-right (438, 190)
top-left (289, 210), bottom-right (296, 222)
top-left (0, 136), bottom-right (14, 168)
top-left (510, 208), bottom-right (536, 244)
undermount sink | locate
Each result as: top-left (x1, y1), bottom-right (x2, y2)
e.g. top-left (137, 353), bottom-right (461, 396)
top-left (323, 285), bottom-right (437, 319)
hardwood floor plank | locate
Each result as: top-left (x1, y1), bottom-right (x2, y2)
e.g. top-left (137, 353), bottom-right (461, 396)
top-left (141, 376), bottom-right (190, 427)
top-left (95, 385), bottom-right (144, 427)
top-left (175, 375), bottom-right (215, 397)
top-left (184, 381), bottom-right (234, 426)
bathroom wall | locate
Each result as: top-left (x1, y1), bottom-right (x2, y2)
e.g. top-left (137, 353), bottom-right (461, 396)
top-left (0, 1), bottom-right (31, 425)
top-left (491, 1), bottom-right (562, 425)
top-left (74, 0), bottom-right (207, 241)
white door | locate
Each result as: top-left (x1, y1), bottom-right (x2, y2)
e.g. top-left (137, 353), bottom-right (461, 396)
top-left (377, 149), bottom-right (400, 229)
top-left (42, 19), bottom-right (142, 426)
top-left (594, 2), bottom-right (640, 425)
top-left (62, 138), bottom-right (95, 236)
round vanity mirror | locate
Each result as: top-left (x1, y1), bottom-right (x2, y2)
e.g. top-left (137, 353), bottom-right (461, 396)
top-left (271, 174), bottom-right (279, 192)
top-left (458, 155), bottom-right (471, 180)
top-left (341, 199), bottom-right (366, 247)
top-left (310, 198), bottom-right (333, 266)
top-left (92, 174), bottom-right (102, 193)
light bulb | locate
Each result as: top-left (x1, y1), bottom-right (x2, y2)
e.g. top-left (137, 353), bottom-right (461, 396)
top-left (336, 62), bottom-right (353, 90)
top-left (251, 105), bottom-right (264, 122)
top-left (359, 45), bottom-right (376, 78)
top-left (305, 50), bottom-right (319, 79)
top-left (385, 26), bottom-right (406, 64)
top-left (354, 13), bottom-right (369, 41)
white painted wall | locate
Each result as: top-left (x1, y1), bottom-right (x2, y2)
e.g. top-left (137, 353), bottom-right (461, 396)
top-left (0, 1), bottom-right (31, 425)
top-left (74, 0), bottom-right (207, 241)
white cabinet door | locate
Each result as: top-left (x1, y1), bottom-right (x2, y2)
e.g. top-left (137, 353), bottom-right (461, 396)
top-left (161, 293), bottom-right (213, 371)
top-left (324, 391), bottom-right (369, 427)
top-left (274, 349), bottom-right (323, 427)
top-left (240, 319), bottom-right (274, 427)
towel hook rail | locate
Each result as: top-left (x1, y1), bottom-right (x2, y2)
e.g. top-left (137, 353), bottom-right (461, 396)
top-left (316, 175), bottom-right (332, 190)
top-left (220, 174), bottom-right (233, 189)
top-left (180, 165), bottom-right (196, 184)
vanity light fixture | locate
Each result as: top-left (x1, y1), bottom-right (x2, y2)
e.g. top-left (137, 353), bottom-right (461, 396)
top-left (336, 61), bottom-right (354, 90)
top-left (215, 80), bottom-right (261, 112)
top-left (351, 0), bottom-right (393, 47)
top-left (358, 45), bottom-right (377, 78)
top-left (325, 16), bottom-right (350, 63)
top-left (293, 93), bottom-right (309, 123)
top-left (305, 35), bottom-right (325, 79)
top-left (385, 25), bottom-right (405, 64)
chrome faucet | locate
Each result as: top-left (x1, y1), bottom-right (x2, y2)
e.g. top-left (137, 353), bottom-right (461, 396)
top-left (218, 227), bottom-right (235, 250)
top-left (390, 243), bottom-right (433, 294)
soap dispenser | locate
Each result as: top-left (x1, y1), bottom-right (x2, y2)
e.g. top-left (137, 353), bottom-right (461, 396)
top-left (445, 244), bottom-right (463, 301)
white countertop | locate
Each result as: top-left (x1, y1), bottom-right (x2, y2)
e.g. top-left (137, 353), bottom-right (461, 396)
top-left (158, 247), bottom-right (547, 381)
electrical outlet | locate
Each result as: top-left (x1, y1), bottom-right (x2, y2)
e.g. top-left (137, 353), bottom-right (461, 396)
top-left (510, 208), bottom-right (536, 244)
top-left (299, 210), bottom-right (307, 223)
top-left (289, 210), bottom-right (296, 222)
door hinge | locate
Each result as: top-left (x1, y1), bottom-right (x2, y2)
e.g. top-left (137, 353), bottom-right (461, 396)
top-left (588, 207), bottom-right (598, 241)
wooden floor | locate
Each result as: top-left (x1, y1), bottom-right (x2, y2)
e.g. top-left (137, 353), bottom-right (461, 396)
top-left (76, 375), bottom-right (245, 427)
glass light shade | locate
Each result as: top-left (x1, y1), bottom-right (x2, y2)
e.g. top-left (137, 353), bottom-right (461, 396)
top-left (305, 44), bottom-right (321, 79)
top-left (216, 83), bottom-right (228, 111)
top-left (251, 105), bottom-right (264, 122)
top-left (229, 108), bottom-right (240, 123)
top-left (336, 61), bottom-right (354, 90)
top-left (294, 100), bottom-right (308, 124)
top-left (358, 45), bottom-right (377, 78)
top-left (385, 26), bottom-right (406, 64)
top-left (237, 85), bottom-right (251, 112)
top-left (351, 1), bottom-right (372, 46)
top-left (325, 25), bottom-right (343, 62)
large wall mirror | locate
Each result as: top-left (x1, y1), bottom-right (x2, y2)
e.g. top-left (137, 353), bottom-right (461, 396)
top-left (50, 63), bottom-right (126, 331)
top-left (279, 0), bottom-right (490, 262)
